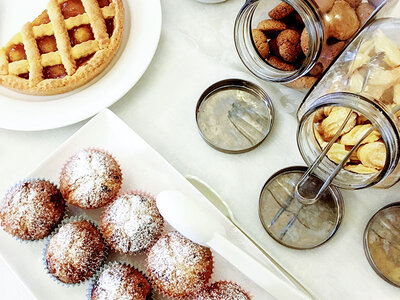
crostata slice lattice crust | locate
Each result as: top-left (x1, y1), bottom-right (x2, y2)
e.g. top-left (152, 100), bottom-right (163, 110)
top-left (0, 0), bottom-right (124, 95)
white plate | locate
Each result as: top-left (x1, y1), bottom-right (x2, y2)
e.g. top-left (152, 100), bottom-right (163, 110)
top-left (0, 0), bottom-right (161, 131)
top-left (0, 109), bottom-right (275, 299)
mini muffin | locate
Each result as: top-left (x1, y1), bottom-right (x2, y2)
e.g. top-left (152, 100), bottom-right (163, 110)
top-left (90, 262), bottom-right (151, 300)
top-left (101, 192), bottom-right (164, 254)
top-left (146, 231), bottom-right (213, 299)
top-left (197, 281), bottom-right (251, 300)
top-left (60, 149), bottom-right (122, 209)
top-left (0, 179), bottom-right (65, 240)
top-left (45, 220), bottom-right (106, 284)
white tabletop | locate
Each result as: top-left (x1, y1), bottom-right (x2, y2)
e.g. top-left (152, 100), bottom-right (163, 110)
top-left (1, 0), bottom-right (400, 299)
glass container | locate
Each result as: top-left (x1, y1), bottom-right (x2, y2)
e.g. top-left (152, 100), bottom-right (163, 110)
top-left (297, 18), bottom-right (400, 189)
top-left (234, 0), bottom-right (396, 89)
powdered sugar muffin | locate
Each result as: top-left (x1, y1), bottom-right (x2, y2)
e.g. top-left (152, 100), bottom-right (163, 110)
top-left (146, 231), bottom-right (213, 298)
top-left (0, 179), bottom-right (65, 240)
top-left (90, 262), bottom-right (151, 300)
top-left (60, 149), bottom-right (122, 209)
top-left (45, 220), bottom-right (107, 284)
top-left (197, 281), bottom-right (251, 300)
top-left (101, 192), bottom-right (164, 254)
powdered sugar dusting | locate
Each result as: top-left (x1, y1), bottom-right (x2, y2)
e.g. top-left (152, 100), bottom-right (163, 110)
top-left (46, 221), bottom-right (106, 284)
top-left (91, 262), bottom-right (151, 300)
top-left (60, 149), bottom-right (122, 209)
top-left (146, 231), bottom-right (213, 298)
top-left (197, 281), bottom-right (251, 300)
top-left (102, 193), bottom-right (163, 254)
top-left (0, 179), bottom-right (65, 240)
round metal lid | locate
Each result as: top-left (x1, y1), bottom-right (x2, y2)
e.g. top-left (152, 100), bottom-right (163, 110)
top-left (259, 166), bottom-right (344, 249)
top-left (364, 202), bottom-right (400, 287)
top-left (196, 79), bottom-right (274, 154)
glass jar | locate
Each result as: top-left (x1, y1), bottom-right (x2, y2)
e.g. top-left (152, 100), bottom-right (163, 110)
top-left (234, 0), bottom-right (396, 89)
top-left (297, 18), bottom-right (400, 189)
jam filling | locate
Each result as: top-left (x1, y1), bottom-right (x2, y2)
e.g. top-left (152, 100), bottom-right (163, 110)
top-left (7, 44), bottom-right (27, 63)
top-left (97, 0), bottom-right (110, 8)
top-left (69, 25), bottom-right (95, 47)
top-left (32, 10), bottom-right (51, 26)
top-left (18, 73), bottom-right (29, 80)
top-left (76, 53), bottom-right (95, 67)
top-left (43, 64), bottom-right (67, 79)
top-left (36, 35), bottom-right (58, 54)
top-left (61, 0), bottom-right (85, 19)
top-left (105, 18), bottom-right (114, 37)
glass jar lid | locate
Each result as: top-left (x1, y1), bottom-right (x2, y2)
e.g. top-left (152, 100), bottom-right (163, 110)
top-left (196, 79), bottom-right (274, 153)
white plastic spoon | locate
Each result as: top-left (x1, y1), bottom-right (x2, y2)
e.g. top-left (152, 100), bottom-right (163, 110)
top-left (185, 176), bottom-right (313, 298)
top-left (156, 190), bottom-right (311, 300)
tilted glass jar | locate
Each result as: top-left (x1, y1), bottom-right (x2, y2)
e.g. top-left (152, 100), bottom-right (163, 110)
top-left (234, 0), bottom-right (397, 90)
top-left (297, 18), bottom-right (400, 189)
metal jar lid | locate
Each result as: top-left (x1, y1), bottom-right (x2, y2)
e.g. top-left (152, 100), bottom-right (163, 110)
top-left (196, 79), bottom-right (274, 154)
top-left (364, 202), bottom-right (400, 287)
top-left (259, 166), bottom-right (344, 249)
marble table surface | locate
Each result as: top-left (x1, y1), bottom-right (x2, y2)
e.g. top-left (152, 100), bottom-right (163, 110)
top-left (1, 0), bottom-right (400, 299)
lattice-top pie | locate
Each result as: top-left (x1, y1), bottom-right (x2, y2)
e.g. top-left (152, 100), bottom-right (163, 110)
top-left (0, 0), bottom-right (124, 95)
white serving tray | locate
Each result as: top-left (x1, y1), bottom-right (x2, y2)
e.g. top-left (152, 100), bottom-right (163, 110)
top-left (0, 109), bottom-right (276, 299)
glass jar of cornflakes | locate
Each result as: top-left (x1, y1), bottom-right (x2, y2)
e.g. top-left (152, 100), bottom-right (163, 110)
top-left (234, 0), bottom-right (396, 90)
top-left (297, 18), bottom-right (400, 189)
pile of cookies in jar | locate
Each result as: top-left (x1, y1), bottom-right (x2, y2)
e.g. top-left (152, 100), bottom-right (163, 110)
top-left (313, 106), bottom-right (384, 174)
top-left (251, 0), bottom-right (385, 89)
